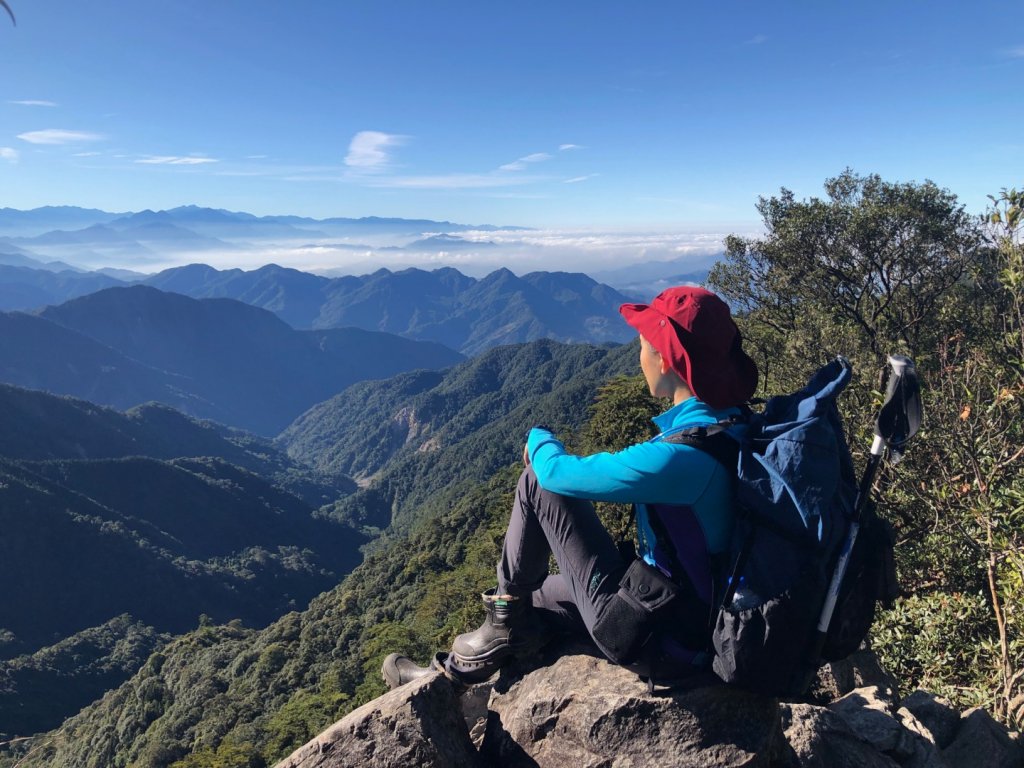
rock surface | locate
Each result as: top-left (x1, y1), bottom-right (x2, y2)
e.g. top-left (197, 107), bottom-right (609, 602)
top-left (480, 653), bottom-right (782, 767)
top-left (276, 645), bottom-right (1024, 768)
top-left (273, 672), bottom-right (481, 768)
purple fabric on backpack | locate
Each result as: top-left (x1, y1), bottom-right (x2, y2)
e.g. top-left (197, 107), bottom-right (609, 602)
top-left (646, 502), bottom-right (712, 604)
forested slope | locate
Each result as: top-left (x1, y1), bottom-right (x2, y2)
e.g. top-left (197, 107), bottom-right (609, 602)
top-left (4, 341), bottom-right (648, 768)
top-left (0, 384), bottom-right (355, 505)
top-left (281, 338), bottom-right (638, 534)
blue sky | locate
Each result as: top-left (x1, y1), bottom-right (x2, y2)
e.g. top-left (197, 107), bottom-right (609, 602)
top-left (2, 1), bottom-right (1022, 232)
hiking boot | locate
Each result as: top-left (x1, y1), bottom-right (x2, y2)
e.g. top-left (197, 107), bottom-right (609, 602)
top-left (450, 589), bottom-right (547, 678)
top-left (381, 651), bottom-right (447, 689)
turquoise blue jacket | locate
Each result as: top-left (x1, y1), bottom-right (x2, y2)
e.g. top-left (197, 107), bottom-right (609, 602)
top-left (525, 397), bottom-right (739, 571)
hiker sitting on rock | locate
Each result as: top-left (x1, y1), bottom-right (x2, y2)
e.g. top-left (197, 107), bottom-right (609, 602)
top-left (383, 286), bottom-right (758, 688)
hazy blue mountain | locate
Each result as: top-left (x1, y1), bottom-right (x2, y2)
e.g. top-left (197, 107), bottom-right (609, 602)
top-left (0, 264), bottom-right (125, 311)
top-left (0, 206), bottom-right (126, 237)
top-left (0, 205), bottom-right (525, 241)
top-left (145, 263), bottom-right (332, 329)
top-left (144, 264), bottom-right (636, 354)
top-left (0, 246), bottom-right (80, 271)
top-left (23, 286), bottom-right (463, 434)
top-left (17, 220), bottom-right (232, 253)
top-left (406, 233), bottom-right (498, 249)
top-left (0, 310), bottom-right (198, 412)
top-left (0, 383), bottom-right (355, 506)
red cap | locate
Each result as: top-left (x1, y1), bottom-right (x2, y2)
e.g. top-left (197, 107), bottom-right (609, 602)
top-left (619, 286), bottom-right (758, 409)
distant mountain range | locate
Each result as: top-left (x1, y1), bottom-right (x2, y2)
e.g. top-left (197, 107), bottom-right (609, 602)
top-left (0, 205), bottom-right (527, 240)
top-left (0, 206), bottom-right (529, 274)
top-left (143, 263), bottom-right (637, 354)
top-left (1, 286), bottom-right (464, 435)
top-left (0, 259), bottom-right (638, 355)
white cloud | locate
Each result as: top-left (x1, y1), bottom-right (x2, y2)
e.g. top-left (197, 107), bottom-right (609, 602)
top-left (559, 144), bottom-right (584, 151)
top-left (344, 130), bottom-right (407, 170)
top-left (499, 152), bottom-right (553, 171)
top-left (9, 99), bottom-right (58, 107)
top-left (744, 34), bottom-right (768, 45)
top-left (72, 151), bottom-right (102, 157)
top-left (136, 155), bottom-right (219, 165)
top-left (564, 174), bottom-right (598, 184)
top-left (0, 147), bottom-right (18, 163)
top-left (1005, 45), bottom-right (1024, 58)
top-left (17, 129), bottom-right (104, 145)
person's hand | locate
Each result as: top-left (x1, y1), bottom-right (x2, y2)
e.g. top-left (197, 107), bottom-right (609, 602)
top-left (522, 443), bottom-right (530, 466)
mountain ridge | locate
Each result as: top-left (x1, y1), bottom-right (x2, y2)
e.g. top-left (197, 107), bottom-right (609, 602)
top-left (0, 285), bottom-right (464, 435)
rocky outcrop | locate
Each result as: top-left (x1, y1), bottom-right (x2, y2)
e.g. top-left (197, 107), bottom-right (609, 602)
top-left (480, 653), bottom-right (781, 767)
top-left (275, 644), bottom-right (1024, 768)
top-left (273, 671), bottom-right (481, 768)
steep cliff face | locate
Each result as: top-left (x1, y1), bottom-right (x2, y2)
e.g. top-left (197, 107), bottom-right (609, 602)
top-left (275, 644), bottom-right (1024, 768)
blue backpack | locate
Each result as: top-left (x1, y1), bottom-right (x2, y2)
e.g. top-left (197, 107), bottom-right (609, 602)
top-left (664, 357), bottom-right (895, 696)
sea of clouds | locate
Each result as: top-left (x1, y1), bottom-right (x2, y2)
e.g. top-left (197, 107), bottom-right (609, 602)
top-left (103, 228), bottom-right (752, 280)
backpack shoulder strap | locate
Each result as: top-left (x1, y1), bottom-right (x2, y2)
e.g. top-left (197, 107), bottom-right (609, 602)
top-left (658, 416), bottom-right (744, 472)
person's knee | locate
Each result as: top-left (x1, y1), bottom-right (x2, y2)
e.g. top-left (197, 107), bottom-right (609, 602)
top-left (517, 464), bottom-right (541, 500)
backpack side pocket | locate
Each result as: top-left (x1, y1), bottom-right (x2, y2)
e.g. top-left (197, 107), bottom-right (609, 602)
top-left (591, 558), bottom-right (678, 664)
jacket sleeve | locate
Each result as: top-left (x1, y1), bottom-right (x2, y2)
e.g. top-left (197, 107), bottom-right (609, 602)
top-left (525, 427), bottom-right (716, 504)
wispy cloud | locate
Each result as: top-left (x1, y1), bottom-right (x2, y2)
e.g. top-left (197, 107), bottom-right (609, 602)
top-left (744, 34), bottom-right (768, 45)
top-left (0, 147), bottom-right (18, 163)
top-left (559, 144), bottom-right (584, 151)
top-left (564, 174), bottom-right (598, 184)
top-left (17, 129), bottom-right (104, 145)
top-left (499, 152), bottom-right (552, 171)
top-left (9, 99), bottom-right (58, 107)
top-left (136, 155), bottom-right (219, 165)
top-left (72, 151), bottom-right (102, 157)
top-left (1004, 45), bottom-right (1024, 58)
top-left (344, 130), bottom-right (407, 171)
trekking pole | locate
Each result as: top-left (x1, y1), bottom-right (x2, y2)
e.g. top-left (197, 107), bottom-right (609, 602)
top-left (800, 354), bottom-right (923, 689)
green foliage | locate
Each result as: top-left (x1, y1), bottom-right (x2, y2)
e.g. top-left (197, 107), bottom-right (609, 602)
top-left (169, 739), bottom-right (263, 768)
top-left (571, 373), bottom-right (662, 545)
top-left (709, 168), bottom-right (982, 388)
top-left (0, 616), bottom-right (169, 738)
top-left (711, 171), bottom-right (1024, 725)
top-left (873, 592), bottom-right (995, 712)
top-left (297, 339), bottom-right (638, 535)
top-left (260, 685), bottom-right (349, 764)
top-left (0, 455), bottom-right (365, 655)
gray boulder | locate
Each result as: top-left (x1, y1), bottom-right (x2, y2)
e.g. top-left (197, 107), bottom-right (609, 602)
top-left (830, 687), bottom-right (917, 756)
top-left (942, 708), bottom-right (1024, 768)
top-left (810, 649), bottom-right (899, 707)
top-left (273, 671), bottom-right (481, 768)
top-left (275, 646), bottom-right (1021, 768)
top-left (779, 702), bottom-right (900, 767)
top-left (900, 691), bottom-right (961, 750)
top-left (479, 652), bottom-right (782, 767)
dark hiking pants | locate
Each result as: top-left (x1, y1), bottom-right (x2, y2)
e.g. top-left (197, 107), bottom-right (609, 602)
top-left (487, 467), bottom-right (709, 677)
top-left (498, 466), bottom-right (626, 646)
